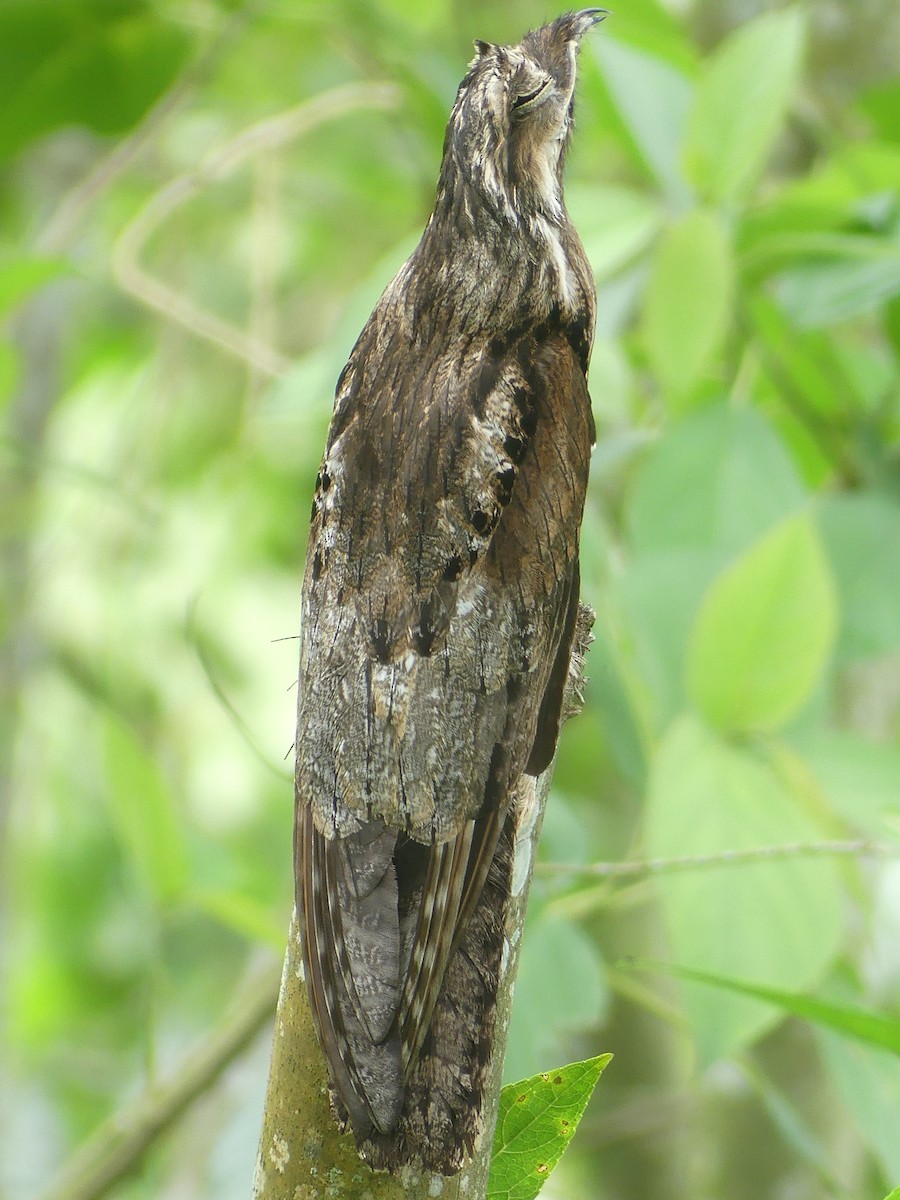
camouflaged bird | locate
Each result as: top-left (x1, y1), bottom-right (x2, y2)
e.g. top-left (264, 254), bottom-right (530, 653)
top-left (294, 10), bottom-right (602, 1175)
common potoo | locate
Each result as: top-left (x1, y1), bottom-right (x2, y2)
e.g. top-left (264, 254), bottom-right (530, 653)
top-left (294, 10), bottom-right (602, 1175)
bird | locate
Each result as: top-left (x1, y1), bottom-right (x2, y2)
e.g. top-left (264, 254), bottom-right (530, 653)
top-left (293, 10), bottom-right (603, 1175)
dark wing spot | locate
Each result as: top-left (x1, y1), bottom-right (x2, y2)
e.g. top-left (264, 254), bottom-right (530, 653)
top-left (495, 466), bottom-right (516, 507)
top-left (414, 625), bottom-right (436, 656)
top-left (503, 434), bottom-right (527, 464)
top-left (311, 548), bottom-right (326, 582)
top-left (564, 310), bottom-right (592, 376)
top-left (472, 506), bottom-right (502, 538)
top-left (371, 618), bottom-right (391, 664)
top-left (443, 555), bottom-right (463, 583)
top-left (483, 737), bottom-right (512, 812)
top-left (316, 465), bottom-right (332, 492)
top-left (414, 594), bottom-right (444, 657)
top-left (518, 405), bottom-right (538, 440)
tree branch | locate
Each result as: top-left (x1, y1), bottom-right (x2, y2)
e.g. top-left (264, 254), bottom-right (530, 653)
top-left (111, 82), bottom-right (401, 377)
top-left (537, 838), bottom-right (899, 880)
top-left (36, 3), bottom-right (259, 256)
top-left (39, 960), bottom-right (282, 1200)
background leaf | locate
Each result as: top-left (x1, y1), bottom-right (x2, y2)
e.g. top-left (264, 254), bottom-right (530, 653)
top-left (0, 256), bottom-right (69, 316)
top-left (504, 913), bottom-right (608, 1082)
top-left (818, 1031), bottom-right (900, 1185)
top-left (591, 36), bottom-right (694, 202)
top-left (642, 208), bottom-right (734, 402)
top-left (686, 514), bottom-right (838, 732)
top-left (684, 8), bottom-right (806, 202)
top-left (0, 0), bottom-right (190, 160)
top-left (103, 717), bottom-right (189, 907)
top-left (819, 493), bottom-right (900, 661)
top-left (645, 716), bottom-right (843, 1065)
top-left (628, 406), bottom-right (807, 557)
top-left (646, 963), bottom-right (900, 1055)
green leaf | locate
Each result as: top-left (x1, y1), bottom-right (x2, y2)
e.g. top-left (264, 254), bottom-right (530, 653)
top-left (643, 963), bottom-right (900, 1055)
top-left (621, 409), bottom-right (808, 725)
top-left (617, 547), bottom-right (726, 726)
top-left (817, 1030), bottom-right (900, 1183)
top-left (684, 8), bottom-right (806, 202)
top-left (738, 1058), bottom-right (840, 1182)
top-left (646, 715), bottom-right (842, 1065)
top-left (741, 231), bottom-right (899, 283)
top-left (0, 340), bottom-right (18, 407)
top-left (488, 1055), bottom-right (611, 1200)
top-left (858, 70), bottom-right (900, 144)
top-left (882, 1190), bottom-right (900, 1200)
top-left (0, 0), bottom-right (190, 161)
top-left (643, 209), bottom-right (734, 402)
top-left (819, 492), bottom-right (900, 660)
top-left (629, 406), bottom-right (806, 557)
top-left (0, 256), bottom-right (69, 317)
top-left (580, 632), bottom-right (649, 789)
top-left (191, 888), bottom-right (284, 949)
top-left (686, 513), bottom-right (838, 732)
top-left (504, 913), bottom-right (608, 1082)
top-left (746, 291), bottom-right (858, 423)
top-left (585, 0), bottom-right (697, 77)
top-left (567, 184), bottom-right (663, 282)
top-left (775, 252), bottom-right (900, 328)
top-left (373, 0), bottom-right (444, 33)
top-left (591, 36), bottom-right (694, 201)
top-left (103, 717), bottom-right (189, 906)
top-left (793, 730), bottom-right (900, 837)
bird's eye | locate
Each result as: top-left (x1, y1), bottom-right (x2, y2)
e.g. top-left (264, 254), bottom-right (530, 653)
top-left (511, 78), bottom-right (550, 112)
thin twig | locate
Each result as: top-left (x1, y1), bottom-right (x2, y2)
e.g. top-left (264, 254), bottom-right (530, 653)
top-left (36, 5), bottom-right (259, 255)
top-left (185, 596), bottom-right (292, 782)
top-left (39, 960), bottom-right (282, 1200)
top-left (112, 82), bottom-right (401, 376)
top-left (537, 839), bottom-right (899, 879)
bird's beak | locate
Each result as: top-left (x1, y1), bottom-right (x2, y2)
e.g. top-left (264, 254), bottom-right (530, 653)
top-left (576, 8), bottom-right (610, 32)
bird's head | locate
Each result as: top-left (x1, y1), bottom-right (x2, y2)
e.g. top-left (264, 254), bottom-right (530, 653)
top-left (437, 10), bottom-right (607, 225)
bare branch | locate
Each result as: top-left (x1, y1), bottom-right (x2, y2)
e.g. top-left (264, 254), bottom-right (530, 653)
top-left (538, 838), bottom-right (899, 880)
top-left (39, 961), bottom-right (282, 1200)
top-left (36, 5), bottom-right (258, 256)
top-left (112, 82), bottom-right (401, 377)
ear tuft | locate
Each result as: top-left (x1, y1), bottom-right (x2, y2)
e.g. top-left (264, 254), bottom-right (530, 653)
top-left (473, 39), bottom-right (496, 58)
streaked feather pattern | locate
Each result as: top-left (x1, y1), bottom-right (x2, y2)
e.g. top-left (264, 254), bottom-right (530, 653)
top-left (293, 10), bottom-right (603, 1174)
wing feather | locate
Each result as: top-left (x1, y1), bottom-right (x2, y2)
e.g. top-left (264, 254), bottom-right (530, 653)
top-left (399, 822), bottom-right (474, 1068)
top-left (295, 317), bottom-right (593, 1162)
top-left (297, 808), bottom-right (404, 1134)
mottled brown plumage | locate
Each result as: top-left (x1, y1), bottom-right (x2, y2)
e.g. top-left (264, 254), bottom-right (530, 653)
top-left (294, 10), bottom-right (602, 1175)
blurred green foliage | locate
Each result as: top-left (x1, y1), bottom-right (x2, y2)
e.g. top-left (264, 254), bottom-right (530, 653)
top-left (1, 0), bottom-right (898, 1198)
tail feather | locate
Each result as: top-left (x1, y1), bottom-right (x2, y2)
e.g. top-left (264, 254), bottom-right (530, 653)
top-left (296, 801), bottom-right (514, 1173)
top-left (332, 826), bottom-right (400, 1045)
top-left (297, 808), bottom-right (404, 1136)
top-left (362, 813), bottom-right (514, 1172)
